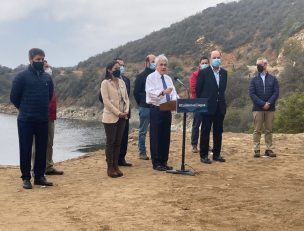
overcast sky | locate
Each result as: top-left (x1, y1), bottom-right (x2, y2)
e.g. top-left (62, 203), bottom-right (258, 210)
top-left (0, 0), bottom-right (230, 68)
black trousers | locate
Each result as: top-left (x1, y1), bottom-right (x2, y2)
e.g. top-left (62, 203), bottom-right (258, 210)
top-left (119, 118), bottom-right (129, 162)
top-left (17, 120), bottom-right (48, 180)
top-left (149, 106), bottom-right (172, 167)
top-left (199, 105), bottom-right (225, 159)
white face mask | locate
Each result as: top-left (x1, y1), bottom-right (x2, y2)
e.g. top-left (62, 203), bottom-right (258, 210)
top-left (45, 67), bottom-right (52, 76)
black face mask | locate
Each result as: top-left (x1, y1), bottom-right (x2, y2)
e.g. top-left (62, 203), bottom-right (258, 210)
top-left (32, 61), bottom-right (44, 71)
top-left (257, 64), bottom-right (264, 73)
top-left (112, 70), bottom-right (121, 78)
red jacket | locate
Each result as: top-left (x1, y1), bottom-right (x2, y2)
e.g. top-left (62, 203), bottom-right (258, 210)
top-left (48, 90), bottom-right (57, 120)
top-left (189, 68), bottom-right (200, 98)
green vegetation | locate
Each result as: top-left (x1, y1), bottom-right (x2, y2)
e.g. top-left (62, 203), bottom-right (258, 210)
top-left (274, 92), bottom-right (304, 133)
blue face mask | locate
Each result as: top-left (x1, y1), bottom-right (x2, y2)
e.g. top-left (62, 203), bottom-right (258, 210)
top-left (149, 63), bottom-right (156, 70)
top-left (212, 58), bottom-right (221, 68)
top-left (119, 66), bottom-right (125, 75)
top-left (200, 64), bottom-right (209, 69)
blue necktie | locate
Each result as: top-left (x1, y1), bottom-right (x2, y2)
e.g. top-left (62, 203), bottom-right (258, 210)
top-left (161, 75), bottom-right (170, 102)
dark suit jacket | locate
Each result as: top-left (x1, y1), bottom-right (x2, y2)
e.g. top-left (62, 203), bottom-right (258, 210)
top-left (196, 66), bottom-right (227, 115)
top-left (121, 75), bottom-right (131, 118)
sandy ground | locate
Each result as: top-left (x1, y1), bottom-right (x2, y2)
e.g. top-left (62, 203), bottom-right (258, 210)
top-left (0, 131), bottom-right (303, 231)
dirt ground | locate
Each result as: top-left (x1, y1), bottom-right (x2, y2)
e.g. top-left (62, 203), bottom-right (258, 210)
top-left (0, 131), bottom-right (303, 231)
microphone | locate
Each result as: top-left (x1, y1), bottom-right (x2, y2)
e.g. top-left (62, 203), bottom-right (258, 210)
top-left (174, 76), bottom-right (190, 99)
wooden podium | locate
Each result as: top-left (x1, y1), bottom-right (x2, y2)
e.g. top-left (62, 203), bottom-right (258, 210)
top-left (160, 100), bottom-right (176, 111)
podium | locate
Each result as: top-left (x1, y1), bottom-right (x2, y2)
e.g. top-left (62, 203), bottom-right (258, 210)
top-left (159, 100), bottom-right (176, 111)
top-left (160, 98), bottom-right (208, 176)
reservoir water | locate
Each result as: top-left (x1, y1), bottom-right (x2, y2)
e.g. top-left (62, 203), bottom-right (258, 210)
top-left (0, 113), bottom-right (106, 166)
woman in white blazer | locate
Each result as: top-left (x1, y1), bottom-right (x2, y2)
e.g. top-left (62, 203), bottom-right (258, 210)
top-left (101, 61), bottom-right (129, 178)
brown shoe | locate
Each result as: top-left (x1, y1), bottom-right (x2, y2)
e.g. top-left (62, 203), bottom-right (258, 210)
top-left (265, 150), bottom-right (276, 157)
top-left (107, 166), bottom-right (119, 178)
top-left (45, 168), bottom-right (64, 175)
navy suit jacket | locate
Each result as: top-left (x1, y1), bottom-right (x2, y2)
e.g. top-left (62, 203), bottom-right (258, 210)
top-left (196, 66), bottom-right (227, 115)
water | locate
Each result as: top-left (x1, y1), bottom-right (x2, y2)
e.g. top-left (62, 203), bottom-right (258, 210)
top-left (0, 113), bottom-right (106, 166)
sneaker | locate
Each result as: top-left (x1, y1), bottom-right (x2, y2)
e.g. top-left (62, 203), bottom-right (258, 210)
top-left (254, 150), bottom-right (261, 158)
top-left (192, 145), bottom-right (198, 153)
top-left (139, 154), bottom-right (149, 160)
top-left (265, 150), bottom-right (276, 157)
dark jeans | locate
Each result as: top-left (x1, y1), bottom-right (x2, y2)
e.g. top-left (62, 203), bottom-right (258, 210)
top-left (119, 118), bottom-right (129, 162)
top-left (150, 106), bottom-right (172, 167)
top-left (199, 105), bottom-right (225, 159)
top-left (191, 111), bottom-right (202, 146)
top-left (17, 120), bottom-right (48, 180)
top-left (103, 119), bottom-right (126, 165)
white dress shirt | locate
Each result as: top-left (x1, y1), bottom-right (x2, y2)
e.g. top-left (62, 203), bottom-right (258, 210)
top-left (145, 71), bottom-right (179, 106)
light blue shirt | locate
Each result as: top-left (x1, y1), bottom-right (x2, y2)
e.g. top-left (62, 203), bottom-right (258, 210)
top-left (211, 66), bottom-right (220, 87)
top-left (260, 72), bottom-right (266, 92)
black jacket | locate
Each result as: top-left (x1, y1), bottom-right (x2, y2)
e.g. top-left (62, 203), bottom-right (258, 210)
top-left (133, 67), bottom-right (154, 108)
top-left (10, 65), bottom-right (54, 122)
top-left (196, 66), bottom-right (227, 115)
top-left (249, 72), bottom-right (279, 111)
top-left (121, 75), bottom-right (131, 118)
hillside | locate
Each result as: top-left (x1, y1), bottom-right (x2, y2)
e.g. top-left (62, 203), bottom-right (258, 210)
top-left (0, 0), bottom-right (304, 132)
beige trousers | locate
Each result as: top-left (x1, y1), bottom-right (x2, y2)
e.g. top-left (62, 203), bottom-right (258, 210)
top-left (32, 121), bottom-right (55, 171)
top-left (253, 111), bottom-right (274, 151)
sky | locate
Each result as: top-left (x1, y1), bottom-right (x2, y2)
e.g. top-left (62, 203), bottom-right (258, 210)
top-left (0, 0), bottom-right (230, 68)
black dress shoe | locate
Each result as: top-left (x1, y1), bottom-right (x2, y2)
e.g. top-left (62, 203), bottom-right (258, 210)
top-left (22, 179), bottom-right (33, 189)
top-left (153, 165), bottom-right (167, 171)
top-left (34, 177), bottom-right (53, 186)
top-left (200, 157), bottom-right (212, 164)
top-left (213, 156), bottom-right (226, 162)
top-left (163, 165), bottom-right (173, 170)
top-left (45, 168), bottom-right (64, 175)
top-left (118, 160), bottom-right (133, 167)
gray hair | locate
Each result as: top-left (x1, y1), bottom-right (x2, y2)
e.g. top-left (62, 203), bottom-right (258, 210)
top-left (257, 57), bottom-right (268, 64)
top-left (155, 54), bottom-right (168, 66)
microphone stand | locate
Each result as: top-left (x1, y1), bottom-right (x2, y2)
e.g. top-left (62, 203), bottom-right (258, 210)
top-left (166, 77), bottom-right (195, 176)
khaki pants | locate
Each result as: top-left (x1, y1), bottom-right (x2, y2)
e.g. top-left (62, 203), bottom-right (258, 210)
top-left (32, 121), bottom-right (55, 172)
top-left (253, 111), bottom-right (274, 151)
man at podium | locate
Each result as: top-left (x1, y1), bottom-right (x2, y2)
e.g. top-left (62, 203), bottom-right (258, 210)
top-left (145, 54), bottom-right (179, 171)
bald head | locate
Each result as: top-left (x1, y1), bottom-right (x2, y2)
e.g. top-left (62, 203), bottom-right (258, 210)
top-left (146, 54), bottom-right (156, 69)
top-left (210, 50), bottom-right (222, 69)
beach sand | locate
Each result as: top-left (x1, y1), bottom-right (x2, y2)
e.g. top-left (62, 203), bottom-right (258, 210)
top-left (0, 131), bottom-right (303, 231)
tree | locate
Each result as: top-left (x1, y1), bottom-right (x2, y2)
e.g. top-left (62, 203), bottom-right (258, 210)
top-left (274, 92), bottom-right (304, 133)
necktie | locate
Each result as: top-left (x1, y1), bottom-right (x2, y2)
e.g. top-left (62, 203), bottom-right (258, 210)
top-left (161, 75), bottom-right (170, 102)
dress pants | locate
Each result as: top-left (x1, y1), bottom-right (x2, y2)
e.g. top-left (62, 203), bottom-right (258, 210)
top-left (149, 106), bottom-right (172, 167)
top-left (103, 119), bottom-right (126, 167)
top-left (32, 120), bottom-right (55, 172)
top-left (191, 111), bottom-right (202, 146)
top-left (119, 118), bottom-right (129, 162)
top-left (17, 120), bottom-right (48, 180)
top-left (199, 105), bottom-right (225, 159)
